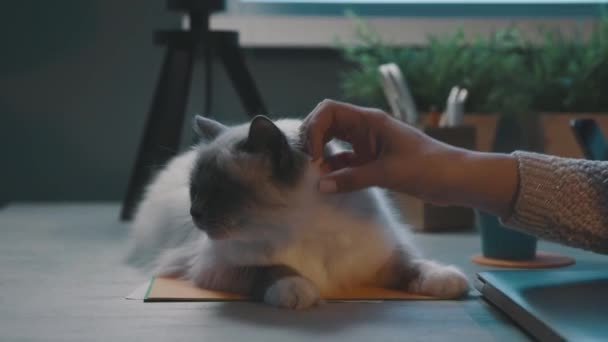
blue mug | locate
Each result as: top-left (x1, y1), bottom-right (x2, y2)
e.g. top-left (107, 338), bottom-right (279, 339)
top-left (476, 210), bottom-right (537, 260)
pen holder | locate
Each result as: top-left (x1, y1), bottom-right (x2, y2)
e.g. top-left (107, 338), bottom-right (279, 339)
top-left (392, 125), bottom-right (477, 232)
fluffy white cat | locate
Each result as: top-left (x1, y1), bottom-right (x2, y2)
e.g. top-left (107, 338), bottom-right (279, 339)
top-left (126, 115), bottom-right (469, 309)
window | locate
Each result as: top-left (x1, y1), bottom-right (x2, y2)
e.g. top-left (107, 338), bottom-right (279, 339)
top-left (228, 0), bottom-right (608, 17)
top-left (213, 1), bottom-right (606, 47)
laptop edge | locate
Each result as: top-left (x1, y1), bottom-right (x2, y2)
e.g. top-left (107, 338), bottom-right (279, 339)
top-left (475, 273), bottom-right (565, 342)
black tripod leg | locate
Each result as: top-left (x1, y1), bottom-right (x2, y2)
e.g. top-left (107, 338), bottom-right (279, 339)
top-left (120, 45), bottom-right (194, 221)
top-left (217, 39), bottom-right (267, 117)
top-left (203, 33), bottom-right (213, 115)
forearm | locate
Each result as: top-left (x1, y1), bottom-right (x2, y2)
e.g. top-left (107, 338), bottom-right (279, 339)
top-left (442, 149), bottom-right (608, 254)
top-left (434, 149), bottom-right (519, 218)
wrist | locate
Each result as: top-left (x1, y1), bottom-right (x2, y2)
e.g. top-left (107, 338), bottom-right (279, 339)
top-left (447, 150), bottom-right (519, 217)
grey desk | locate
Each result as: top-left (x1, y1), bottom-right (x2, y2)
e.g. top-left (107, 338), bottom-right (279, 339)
top-left (2, 204), bottom-right (606, 341)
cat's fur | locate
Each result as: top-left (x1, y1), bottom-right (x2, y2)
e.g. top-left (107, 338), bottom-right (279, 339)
top-left (126, 115), bottom-right (469, 309)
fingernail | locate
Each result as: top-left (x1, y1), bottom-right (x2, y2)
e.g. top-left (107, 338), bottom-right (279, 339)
top-left (319, 179), bottom-right (337, 193)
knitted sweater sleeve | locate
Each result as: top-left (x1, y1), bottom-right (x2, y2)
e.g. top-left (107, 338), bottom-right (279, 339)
top-left (501, 151), bottom-right (608, 254)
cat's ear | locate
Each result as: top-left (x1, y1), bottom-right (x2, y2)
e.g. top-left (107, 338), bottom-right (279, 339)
top-left (244, 115), bottom-right (286, 153)
top-left (244, 115), bottom-right (294, 175)
top-left (193, 115), bottom-right (227, 141)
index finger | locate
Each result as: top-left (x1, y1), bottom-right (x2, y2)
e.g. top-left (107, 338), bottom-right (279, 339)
top-left (302, 99), bottom-right (368, 160)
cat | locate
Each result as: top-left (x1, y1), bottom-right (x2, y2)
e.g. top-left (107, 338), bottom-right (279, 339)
top-left (126, 114), bottom-right (469, 309)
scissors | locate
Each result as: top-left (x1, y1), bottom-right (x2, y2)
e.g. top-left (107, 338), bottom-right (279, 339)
top-left (378, 63), bottom-right (419, 125)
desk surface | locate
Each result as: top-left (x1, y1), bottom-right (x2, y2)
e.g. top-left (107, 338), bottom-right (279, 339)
top-left (1, 204), bottom-right (606, 342)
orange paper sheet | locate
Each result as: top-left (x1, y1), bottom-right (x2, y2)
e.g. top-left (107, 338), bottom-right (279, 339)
top-left (144, 277), bottom-right (434, 302)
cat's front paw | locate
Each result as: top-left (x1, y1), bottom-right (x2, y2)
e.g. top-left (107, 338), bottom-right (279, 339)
top-left (409, 262), bottom-right (469, 299)
top-left (264, 276), bottom-right (322, 310)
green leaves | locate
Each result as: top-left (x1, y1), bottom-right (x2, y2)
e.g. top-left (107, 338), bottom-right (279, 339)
top-left (339, 16), bottom-right (608, 116)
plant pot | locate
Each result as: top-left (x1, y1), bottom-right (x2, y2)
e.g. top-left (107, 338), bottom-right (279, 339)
top-left (476, 210), bottom-right (537, 260)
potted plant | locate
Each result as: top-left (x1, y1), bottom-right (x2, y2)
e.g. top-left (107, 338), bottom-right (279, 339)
top-left (338, 16), bottom-right (608, 157)
top-left (338, 20), bottom-right (538, 152)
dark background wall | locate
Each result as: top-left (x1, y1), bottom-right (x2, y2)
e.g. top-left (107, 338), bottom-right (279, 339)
top-left (0, 1), bottom-right (348, 202)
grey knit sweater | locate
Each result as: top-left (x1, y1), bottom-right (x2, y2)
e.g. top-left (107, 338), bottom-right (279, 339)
top-left (502, 151), bottom-right (608, 254)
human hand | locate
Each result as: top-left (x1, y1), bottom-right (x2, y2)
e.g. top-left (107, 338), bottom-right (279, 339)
top-left (300, 99), bottom-right (463, 204)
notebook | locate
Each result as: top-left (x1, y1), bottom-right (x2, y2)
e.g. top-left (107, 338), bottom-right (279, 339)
top-left (143, 276), bottom-right (435, 302)
top-left (475, 270), bottom-right (608, 341)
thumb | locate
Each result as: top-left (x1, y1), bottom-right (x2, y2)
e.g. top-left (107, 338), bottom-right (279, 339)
top-left (319, 162), bottom-right (380, 193)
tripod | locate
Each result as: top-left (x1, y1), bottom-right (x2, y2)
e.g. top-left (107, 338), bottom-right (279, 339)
top-left (120, 0), bottom-right (267, 220)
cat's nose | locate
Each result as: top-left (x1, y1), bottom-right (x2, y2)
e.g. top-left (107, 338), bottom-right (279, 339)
top-left (190, 206), bottom-right (203, 220)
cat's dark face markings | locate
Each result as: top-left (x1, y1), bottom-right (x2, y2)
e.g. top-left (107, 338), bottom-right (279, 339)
top-left (189, 115), bottom-right (308, 240)
top-left (189, 152), bottom-right (253, 239)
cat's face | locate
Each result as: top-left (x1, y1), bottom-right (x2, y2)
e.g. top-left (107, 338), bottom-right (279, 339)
top-left (189, 115), bottom-right (307, 240)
